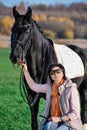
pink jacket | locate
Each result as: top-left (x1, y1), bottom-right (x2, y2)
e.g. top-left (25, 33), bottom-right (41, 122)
top-left (37, 79), bottom-right (83, 130)
top-left (23, 70), bottom-right (83, 130)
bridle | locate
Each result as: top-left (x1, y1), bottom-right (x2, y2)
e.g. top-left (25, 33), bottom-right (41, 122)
top-left (15, 23), bottom-right (33, 62)
top-left (12, 20), bottom-right (46, 106)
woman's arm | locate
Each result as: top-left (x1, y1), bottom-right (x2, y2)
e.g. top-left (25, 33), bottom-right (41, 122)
top-left (20, 63), bottom-right (47, 93)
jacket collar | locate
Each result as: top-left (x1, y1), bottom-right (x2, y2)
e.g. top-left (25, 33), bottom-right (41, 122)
top-left (58, 78), bottom-right (72, 95)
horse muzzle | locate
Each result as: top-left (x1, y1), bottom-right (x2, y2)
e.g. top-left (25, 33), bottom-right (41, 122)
top-left (10, 52), bottom-right (18, 64)
top-left (10, 51), bottom-right (26, 65)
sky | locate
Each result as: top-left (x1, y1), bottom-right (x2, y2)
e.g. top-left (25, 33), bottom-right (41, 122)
top-left (0, 0), bottom-right (87, 7)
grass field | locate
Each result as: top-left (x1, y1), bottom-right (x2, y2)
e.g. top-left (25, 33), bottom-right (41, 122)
top-left (0, 48), bottom-right (45, 130)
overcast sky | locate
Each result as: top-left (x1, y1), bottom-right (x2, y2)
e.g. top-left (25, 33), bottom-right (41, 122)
top-left (0, 0), bottom-right (87, 7)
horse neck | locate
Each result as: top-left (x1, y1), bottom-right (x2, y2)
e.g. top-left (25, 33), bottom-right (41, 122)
top-left (31, 21), bottom-right (46, 48)
top-left (26, 22), bottom-right (44, 79)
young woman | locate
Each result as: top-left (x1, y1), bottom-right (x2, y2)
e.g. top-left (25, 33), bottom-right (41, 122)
top-left (19, 63), bottom-right (83, 130)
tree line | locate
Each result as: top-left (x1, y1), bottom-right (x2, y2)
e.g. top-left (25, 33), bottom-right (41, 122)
top-left (0, 2), bottom-right (87, 39)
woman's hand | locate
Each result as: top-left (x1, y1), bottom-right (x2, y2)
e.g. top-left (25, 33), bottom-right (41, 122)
top-left (19, 62), bottom-right (28, 71)
top-left (48, 116), bottom-right (61, 122)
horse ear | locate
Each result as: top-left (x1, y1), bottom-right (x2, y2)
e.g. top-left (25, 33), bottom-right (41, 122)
top-left (13, 6), bottom-right (20, 20)
top-left (25, 7), bottom-right (32, 21)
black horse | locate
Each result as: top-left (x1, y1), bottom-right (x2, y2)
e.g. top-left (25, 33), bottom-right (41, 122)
top-left (10, 7), bottom-right (87, 130)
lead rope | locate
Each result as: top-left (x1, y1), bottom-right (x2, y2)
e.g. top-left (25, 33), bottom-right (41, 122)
top-left (20, 68), bottom-right (29, 104)
top-left (19, 50), bottom-right (29, 104)
top-left (20, 57), bottom-right (45, 106)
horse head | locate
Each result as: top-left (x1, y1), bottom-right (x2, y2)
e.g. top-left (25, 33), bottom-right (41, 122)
top-left (10, 6), bottom-right (33, 64)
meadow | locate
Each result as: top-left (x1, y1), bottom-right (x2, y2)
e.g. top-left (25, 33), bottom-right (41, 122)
top-left (0, 48), bottom-right (45, 130)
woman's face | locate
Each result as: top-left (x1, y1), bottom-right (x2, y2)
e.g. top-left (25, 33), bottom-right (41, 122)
top-left (50, 66), bottom-right (64, 83)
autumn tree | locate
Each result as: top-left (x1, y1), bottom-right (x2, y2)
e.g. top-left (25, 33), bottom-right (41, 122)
top-left (44, 29), bottom-right (56, 38)
top-left (0, 16), bottom-right (14, 35)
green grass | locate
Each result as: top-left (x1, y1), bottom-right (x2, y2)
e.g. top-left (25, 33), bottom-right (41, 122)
top-left (0, 48), bottom-right (45, 130)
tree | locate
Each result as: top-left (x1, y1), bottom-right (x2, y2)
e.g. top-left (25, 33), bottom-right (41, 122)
top-left (44, 29), bottom-right (56, 38)
top-left (0, 16), bottom-right (14, 35)
top-left (58, 29), bottom-right (74, 39)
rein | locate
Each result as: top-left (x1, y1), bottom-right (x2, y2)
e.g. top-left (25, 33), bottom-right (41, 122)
top-left (20, 48), bottom-right (45, 106)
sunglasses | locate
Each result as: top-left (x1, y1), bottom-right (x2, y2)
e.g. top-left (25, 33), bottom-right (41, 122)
top-left (50, 69), bottom-right (63, 75)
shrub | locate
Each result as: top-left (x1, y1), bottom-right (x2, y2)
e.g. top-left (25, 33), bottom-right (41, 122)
top-left (44, 29), bottom-right (56, 38)
top-left (0, 16), bottom-right (14, 35)
top-left (33, 14), bottom-right (47, 22)
top-left (49, 17), bottom-right (74, 29)
top-left (58, 29), bottom-right (74, 39)
top-left (63, 29), bottom-right (75, 39)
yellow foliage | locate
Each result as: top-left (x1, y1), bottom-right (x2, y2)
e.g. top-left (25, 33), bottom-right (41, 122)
top-left (33, 14), bottom-right (47, 22)
top-left (0, 16), bottom-right (14, 35)
top-left (32, 14), bottom-right (40, 22)
top-left (58, 17), bottom-right (74, 28)
top-left (49, 16), bottom-right (58, 22)
top-left (63, 29), bottom-right (74, 39)
top-left (49, 16), bottom-right (74, 28)
top-left (44, 29), bottom-right (56, 38)
top-left (39, 14), bottom-right (47, 22)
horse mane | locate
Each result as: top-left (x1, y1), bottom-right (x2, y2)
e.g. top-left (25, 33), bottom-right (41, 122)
top-left (32, 19), bottom-right (54, 47)
top-left (32, 19), bottom-right (48, 38)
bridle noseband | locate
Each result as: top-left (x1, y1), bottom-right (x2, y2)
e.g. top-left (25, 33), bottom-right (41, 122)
top-left (11, 21), bottom-right (33, 63)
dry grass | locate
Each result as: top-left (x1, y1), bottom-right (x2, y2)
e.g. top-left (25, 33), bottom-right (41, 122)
top-left (0, 34), bottom-right (87, 49)
top-left (54, 38), bottom-right (87, 49)
top-left (0, 34), bottom-right (10, 48)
